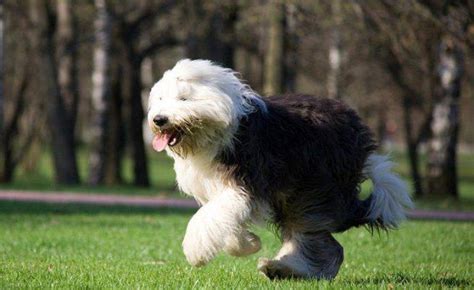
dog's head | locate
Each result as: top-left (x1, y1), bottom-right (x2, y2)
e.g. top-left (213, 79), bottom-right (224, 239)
top-left (147, 59), bottom-right (266, 157)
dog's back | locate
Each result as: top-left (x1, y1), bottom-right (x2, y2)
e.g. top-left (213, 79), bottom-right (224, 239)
top-left (219, 94), bottom-right (377, 233)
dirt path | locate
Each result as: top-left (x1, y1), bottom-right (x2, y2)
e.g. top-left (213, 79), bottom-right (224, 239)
top-left (1, 190), bottom-right (473, 221)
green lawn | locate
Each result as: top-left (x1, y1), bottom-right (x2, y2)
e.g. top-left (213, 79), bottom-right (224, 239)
top-left (0, 201), bottom-right (472, 289)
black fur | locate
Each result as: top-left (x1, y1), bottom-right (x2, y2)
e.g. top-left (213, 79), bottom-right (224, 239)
top-left (219, 94), bottom-right (377, 234)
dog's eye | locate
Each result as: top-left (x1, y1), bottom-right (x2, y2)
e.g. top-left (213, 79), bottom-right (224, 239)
top-left (179, 96), bottom-right (188, 101)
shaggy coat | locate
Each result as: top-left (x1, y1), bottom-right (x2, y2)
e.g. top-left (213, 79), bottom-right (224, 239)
top-left (218, 94), bottom-right (377, 234)
top-left (147, 59), bottom-right (413, 280)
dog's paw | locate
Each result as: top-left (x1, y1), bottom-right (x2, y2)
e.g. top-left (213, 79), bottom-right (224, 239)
top-left (224, 231), bottom-right (261, 257)
top-left (182, 236), bottom-right (211, 267)
top-left (257, 258), bottom-right (300, 280)
top-left (182, 212), bottom-right (220, 267)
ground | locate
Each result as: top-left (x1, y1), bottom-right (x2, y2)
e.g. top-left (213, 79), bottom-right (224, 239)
top-left (0, 150), bottom-right (473, 288)
top-left (0, 201), bottom-right (472, 289)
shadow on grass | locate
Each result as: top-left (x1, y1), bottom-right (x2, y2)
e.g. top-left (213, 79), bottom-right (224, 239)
top-left (350, 272), bottom-right (471, 287)
top-left (0, 201), bottom-right (196, 216)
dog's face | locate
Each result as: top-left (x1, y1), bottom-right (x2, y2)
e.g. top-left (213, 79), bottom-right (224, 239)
top-left (147, 61), bottom-right (242, 156)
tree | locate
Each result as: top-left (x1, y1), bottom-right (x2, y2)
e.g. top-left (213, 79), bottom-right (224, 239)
top-left (327, 0), bottom-right (343, 99)
top-left (0, 0), bottom-right (4, 175)
top-left (115, 0), bottom-right (177, 186)
top-left (358, 1), bottom-right (438, 197)
top-left (88, 0), bottom-right (112, 185)
top-left (184, 0), bottom-right (237, 68)
top-left (421, 0), bottom-right (472, 197)
top-left (103, 63), bottom-right (125, 185)
top-left (426, 37), bottom-right (464, 197)
top-left (264, 0), bottom-right (285, 95)
top-left (29, 0), bottom-right (80, 184)
top-left (56, 0), bottom-right (78, 131)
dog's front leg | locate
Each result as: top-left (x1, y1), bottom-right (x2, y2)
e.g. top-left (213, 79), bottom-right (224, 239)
top-left (182, 188), bottom-right (252, 267)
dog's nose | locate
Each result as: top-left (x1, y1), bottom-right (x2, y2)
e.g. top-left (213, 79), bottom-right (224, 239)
top-left (153, 115), bottom-right (168, 127)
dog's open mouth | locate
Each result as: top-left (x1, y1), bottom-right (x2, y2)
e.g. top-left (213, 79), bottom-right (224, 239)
top-left (152, 129), bottom-right (182, 152)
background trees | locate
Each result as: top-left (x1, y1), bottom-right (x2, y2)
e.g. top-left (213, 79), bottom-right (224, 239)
top-left (1, 0), bottom-right (473, 200)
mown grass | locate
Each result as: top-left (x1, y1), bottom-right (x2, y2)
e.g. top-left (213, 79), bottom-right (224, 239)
top-left (0, 201), bottom-right (472, 289)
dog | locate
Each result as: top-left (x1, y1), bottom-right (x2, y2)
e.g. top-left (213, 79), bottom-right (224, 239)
top-left (147, 59), bottom-right (413, 280)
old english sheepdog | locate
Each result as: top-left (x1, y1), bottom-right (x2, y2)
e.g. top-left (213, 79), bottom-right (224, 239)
top-left (147, 59), bottom-right (413, 280)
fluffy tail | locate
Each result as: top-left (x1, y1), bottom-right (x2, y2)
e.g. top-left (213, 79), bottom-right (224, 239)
top-left (364, 154), bottom-right (414, 229)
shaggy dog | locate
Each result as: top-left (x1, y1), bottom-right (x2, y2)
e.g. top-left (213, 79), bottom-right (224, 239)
top-left (147, 59), bottom-right (413, 280)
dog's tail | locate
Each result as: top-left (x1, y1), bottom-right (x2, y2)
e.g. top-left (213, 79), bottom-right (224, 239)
top-left (362, 154), bottom-right (413, 229)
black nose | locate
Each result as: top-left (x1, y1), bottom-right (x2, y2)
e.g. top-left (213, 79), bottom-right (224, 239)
top-left (153, 115), bottom-right (168, 127)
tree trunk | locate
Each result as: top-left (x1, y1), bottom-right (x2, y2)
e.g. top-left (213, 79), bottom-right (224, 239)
top-left (263, 0), bottom-right (285, 95)
top-left (205, 8), bottom-right (236, 68)
top-left (104, 64), bottom-right (125, 185)
top-left (123, 47), bottom-right (149, 187)
top-left (0, 0), bottom-right (4, 180)
top-left (284, 3), bottom-right (297, 93)
top-left (426, 37), bottom-right (463, 198)
top-left (130, 60), bottom-right (149, 187)
top-left (29, 0), bottom-right (79, 184)
top-left (402, 99), bottom-right (424, 197)
top-left (56, 0), bottom-right (78, 127)
top-left (185, 0), bottom-right (202, 59)
top-left (327, 0), bottom-right (343, 99)
top-left (88, 0), bottom-right (112, 185)
top-left (185, 0), bottom-right (236, 68)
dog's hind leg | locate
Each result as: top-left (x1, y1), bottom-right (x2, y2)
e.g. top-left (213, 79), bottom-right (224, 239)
top-left (258, 231), bottom-right (344, 280)
top-left (224, 229), bottom-right (261, 257)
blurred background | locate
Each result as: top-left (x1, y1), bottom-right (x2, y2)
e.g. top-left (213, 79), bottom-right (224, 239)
top-left (0, 0), bottom-right (473, 208)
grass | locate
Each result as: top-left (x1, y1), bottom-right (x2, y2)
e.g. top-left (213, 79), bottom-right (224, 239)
top-left (0, 201), bottom-right (472, 289)
top-left (0, 150), bottom-right (177, 196)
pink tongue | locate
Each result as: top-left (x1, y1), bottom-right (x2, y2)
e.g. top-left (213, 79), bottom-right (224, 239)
top-left (152, 134), bottom-right (171, 152)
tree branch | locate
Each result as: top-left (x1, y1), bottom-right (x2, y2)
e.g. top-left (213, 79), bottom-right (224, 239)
top-left (137, 34), bottom-right (179, 61)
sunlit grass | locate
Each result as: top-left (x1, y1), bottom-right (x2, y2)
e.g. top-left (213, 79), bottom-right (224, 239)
top-left (0, 201), bottom-right (472, 289)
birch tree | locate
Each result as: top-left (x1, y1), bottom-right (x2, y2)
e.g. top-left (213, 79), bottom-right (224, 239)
top-left (88, 0), bottom-right (112, 185)
top-left (426, 37), bottom-right (463, 197)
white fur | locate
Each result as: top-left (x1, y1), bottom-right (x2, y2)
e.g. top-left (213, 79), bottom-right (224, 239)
top-left (181, 186), bottom-right (253, 266)
top-left (365, 154), bottom-right (414, 228)
top-left (148, 59), bottom-right (265, 138)
top-left (147, 59), bottom-right (266, 266)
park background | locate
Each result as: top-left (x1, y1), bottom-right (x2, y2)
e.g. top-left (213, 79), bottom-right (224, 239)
top-left (0, 0), bottom-right (473, 288)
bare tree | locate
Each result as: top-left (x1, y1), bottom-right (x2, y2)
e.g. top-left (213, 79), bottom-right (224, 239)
top-left (184, 0), bottom-right (237, 68)
top-left (88, 0), bottom-right (112, 185)
top-left (264, 0), bottom-right (285, 95)
top-left (416, 0), bottom-right (472, 198)
top-left (358, 1), bottom-right (437, 197)
top-left (116, 1), bottom-right (177, 186)
top-left (29, 0), bottom-right (79, 184)
top-left (426, 37), bottom-right (464, 197)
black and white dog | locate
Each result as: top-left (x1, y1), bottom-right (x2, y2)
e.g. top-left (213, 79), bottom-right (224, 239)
top-left (147, 59), bottom-right (413, 280)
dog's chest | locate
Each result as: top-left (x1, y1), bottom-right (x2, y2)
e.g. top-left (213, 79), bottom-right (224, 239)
top-left (173, 157), bottom-right (225, 204)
